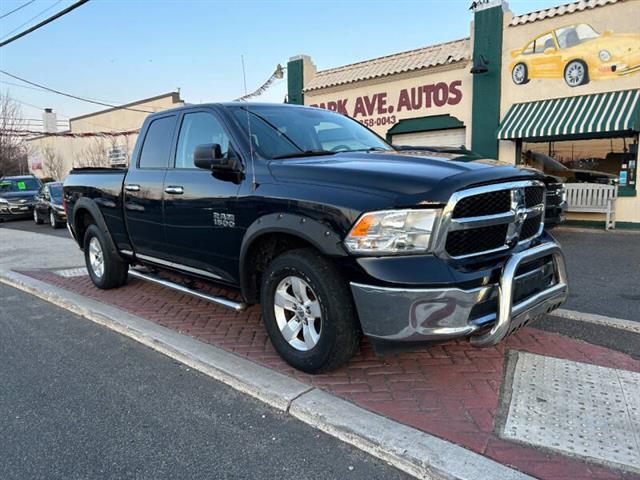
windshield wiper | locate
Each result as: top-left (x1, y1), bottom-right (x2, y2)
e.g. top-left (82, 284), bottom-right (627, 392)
top-left (351, 147), bottom-right (390, 153)
top-left (272, 150), bottom-right (337, 160)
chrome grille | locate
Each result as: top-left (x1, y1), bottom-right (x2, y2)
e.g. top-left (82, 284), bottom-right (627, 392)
top-left (435, 180), bottom-right (546, 259)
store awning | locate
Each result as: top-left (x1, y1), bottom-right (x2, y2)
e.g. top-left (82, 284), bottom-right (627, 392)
top-left (497, 89), bottom-right (640, 140)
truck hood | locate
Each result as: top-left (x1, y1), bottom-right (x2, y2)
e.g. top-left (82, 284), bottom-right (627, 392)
top-left (269, 151), bottom-right (540, 205)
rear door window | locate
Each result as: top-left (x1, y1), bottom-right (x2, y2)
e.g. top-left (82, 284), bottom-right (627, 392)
top-left (138, 116), bottom-right (176, 169)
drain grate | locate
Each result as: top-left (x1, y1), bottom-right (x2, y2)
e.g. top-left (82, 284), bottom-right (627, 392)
top-left (502, 352), bottom-right (640, 473)
top-left (54, 267), bottom-right (87, 278)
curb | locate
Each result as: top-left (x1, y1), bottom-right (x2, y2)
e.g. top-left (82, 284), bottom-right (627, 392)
top-left (553, 308), bottom-right (640, 334)
top-left (1, 270), bottom-right (534, 480)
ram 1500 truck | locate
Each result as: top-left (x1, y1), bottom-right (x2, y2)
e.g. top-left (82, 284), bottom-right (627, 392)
top-left (64, 103), bottom-right (569, 373)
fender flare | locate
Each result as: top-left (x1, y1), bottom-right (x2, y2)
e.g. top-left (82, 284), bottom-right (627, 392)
top-left (72, 197), bottom-right (124, 261)
top-left (239, 213), bottom-right (347, 299)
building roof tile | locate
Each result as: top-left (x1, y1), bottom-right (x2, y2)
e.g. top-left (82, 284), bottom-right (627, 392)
top-left (303, 38), bottom-right (470, 92)
top-left (509, 0), bottom-right (624, 26)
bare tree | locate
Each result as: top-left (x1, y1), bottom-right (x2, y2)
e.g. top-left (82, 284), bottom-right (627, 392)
top-left (75, 136), bottom-right (131, 168)
top-left (41, 144), bottom-right (65, 180)
top-left (0, 92), bottom-right (29, 176)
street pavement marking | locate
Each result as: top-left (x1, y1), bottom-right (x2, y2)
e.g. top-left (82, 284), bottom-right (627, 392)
top-left (553, 308), bottom-right (640, 334)
top-left (503, 352), bottom-right (640, 474)
top-left (54, 267), bottom-right (87, 278)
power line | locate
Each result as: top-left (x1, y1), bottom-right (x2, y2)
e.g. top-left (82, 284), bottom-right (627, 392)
top-left (0, 79), bottom-right (128, 104)
top-left (1, 0), bottom-right (62, 40)
top-left (0, 0), bottom-right (36, 20)
top-left (0, 69), bottom-right (154, 113)
top-left (0, 0), bottom-right (89, 48)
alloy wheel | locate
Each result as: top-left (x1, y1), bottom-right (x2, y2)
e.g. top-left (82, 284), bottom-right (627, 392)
top-left (565, 62), bottom-right (585, 86)
top-left (512, 64), bottom-right (526, 84)
top-left (88, 237), bottom-right (105, 279)
top-left (273, 275), bottom-right (322, 351)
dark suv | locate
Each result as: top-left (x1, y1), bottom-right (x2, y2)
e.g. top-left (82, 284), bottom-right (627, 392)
top-left (34, 182), bottom-right (66, 228)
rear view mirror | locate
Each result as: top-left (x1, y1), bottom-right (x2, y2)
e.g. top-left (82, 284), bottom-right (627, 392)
top-left (544, 47), bottom-right (555, 55)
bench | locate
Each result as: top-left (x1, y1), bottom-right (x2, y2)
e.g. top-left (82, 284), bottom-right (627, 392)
top-left (565, 183), bottom-right (618, 230)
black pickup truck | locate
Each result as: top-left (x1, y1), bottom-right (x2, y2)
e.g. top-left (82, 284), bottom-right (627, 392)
top-left (64, 103), bottom-right (569, 373)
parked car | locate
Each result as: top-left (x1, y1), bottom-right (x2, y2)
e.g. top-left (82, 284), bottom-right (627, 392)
top-left (509, 23), bottom-right (640, 87)
top-left (394, 145), bottom-right (567, 228)
top-left (64, 103), bottom-right (568, 373)
top-left (34, 182), bottom-right (66, 228)
top-left (0, 175), bottom-right (41, 222)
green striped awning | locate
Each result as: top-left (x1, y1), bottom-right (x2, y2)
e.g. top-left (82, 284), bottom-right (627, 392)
top-left (498, 89), bottom-right (640, 140)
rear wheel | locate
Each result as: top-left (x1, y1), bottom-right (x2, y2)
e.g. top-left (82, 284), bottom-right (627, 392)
top-left (34, 209), bottom-right (44, 225)
top-left (260, 248), bottom-right (361, 373)
top-left (83, 224), bottom-right (128, 289)
top-left (512, 63), bottom-right (529, 85)
top-left (49, 210), bottom-right (61, 229)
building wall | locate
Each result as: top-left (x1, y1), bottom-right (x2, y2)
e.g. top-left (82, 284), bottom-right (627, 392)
top-left (303, 64), bottom-right (474, 146)
top-left (27, 93), bottom-right (183, 180)
top-left (497, 0), bottom-right (640, 225)
top-left (500, 0), bottom-right (640, 114)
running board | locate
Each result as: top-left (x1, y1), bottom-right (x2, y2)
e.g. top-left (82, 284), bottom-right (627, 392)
top-left (127, 269), bottom-right (247, 312)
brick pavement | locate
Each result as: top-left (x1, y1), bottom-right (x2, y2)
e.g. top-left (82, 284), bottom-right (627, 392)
top-left (20, 269), bottom-right (640, 480)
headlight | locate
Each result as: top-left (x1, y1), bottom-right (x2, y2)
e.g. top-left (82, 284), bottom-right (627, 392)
top-left (599, 50), bottom-right (611, 62)
top-left (344, 209), bottom-right (439, 255)
top-left (0, 198), bottom-right (8, 204)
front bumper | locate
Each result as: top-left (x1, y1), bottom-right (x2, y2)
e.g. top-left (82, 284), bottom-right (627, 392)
top-left (0, 203), bottom-right (34, 218)
top-left (350, 241), bottom-right (568, 347)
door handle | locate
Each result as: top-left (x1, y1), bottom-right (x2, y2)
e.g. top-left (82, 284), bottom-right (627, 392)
top-left (164, 186), bottom-right (184, 195)
top-left (124, 184), bottom-right (140, 192)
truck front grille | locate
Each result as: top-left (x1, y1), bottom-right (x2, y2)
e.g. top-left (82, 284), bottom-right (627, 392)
top-left (436, 181), bottom-right (546, 260)
top-left (445, 224), bottom-right (509, 257)
top-left (452, 190), bottom-right (510, 218)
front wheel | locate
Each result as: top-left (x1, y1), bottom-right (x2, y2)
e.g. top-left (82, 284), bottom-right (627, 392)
top-left (260, 248), bottom-right (361, 373)
top-left (564, 60), bottom-right (589, 87)
top-left (83, 224), bottom-right (128, 289)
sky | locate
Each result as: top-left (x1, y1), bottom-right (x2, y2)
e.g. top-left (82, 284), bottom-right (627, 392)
top-left (0, 0), bottom-right (566, 128)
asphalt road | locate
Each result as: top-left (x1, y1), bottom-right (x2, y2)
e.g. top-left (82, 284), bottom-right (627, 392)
top-left (0, 283), bottom-right (408, 480)
top-left (551, 227), bottom-right (640, 321)
top-left (0, 217), bottom-right (70, 239)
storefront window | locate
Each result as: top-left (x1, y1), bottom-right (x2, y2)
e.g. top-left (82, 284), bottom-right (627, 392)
top-left (521, 136), bottom-right (638, 196)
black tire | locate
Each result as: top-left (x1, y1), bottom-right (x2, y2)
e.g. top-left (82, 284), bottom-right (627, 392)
top-left (260, 248), bottom-right (361, 373)
top-left (512, 62), bottom-right (529, 85)
top-left (49, 210), bottom-right (61, 229)
top-left (564, 60), bottom-right (589, 87)
top-left (83, 224), bottom-right (128, 289)
top-left (33, 209), bottom-right (44, 225)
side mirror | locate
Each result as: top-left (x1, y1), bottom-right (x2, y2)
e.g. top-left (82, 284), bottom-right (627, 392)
top-left (603, 29), bottom-right (614, 37)
top-left (194, 143), bottom-right (242, 175)
top-left (543, 47), bottom-right (555, 55)
top-left (194, 143), bottom-right (224, 170)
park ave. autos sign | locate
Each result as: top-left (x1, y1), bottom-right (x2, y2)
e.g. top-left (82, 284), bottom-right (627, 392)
top-left (309, 80), bottom-right (463, 128)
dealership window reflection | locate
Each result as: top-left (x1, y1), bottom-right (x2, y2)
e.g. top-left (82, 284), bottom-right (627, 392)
top-left (521, 136), bottom-right (638, 194)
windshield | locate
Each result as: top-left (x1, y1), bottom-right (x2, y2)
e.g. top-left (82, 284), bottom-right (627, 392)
top-left (556, 24), bottom-right (599, 49)
top-left (0, 177), bottom-right (41, 194)
top-left (229, 105), bottom-right (392, 159)
top-left (49, 184), bottom-right (63, 202)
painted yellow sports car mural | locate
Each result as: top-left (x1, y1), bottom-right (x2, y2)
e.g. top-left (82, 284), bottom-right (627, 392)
top-left (510, 24), bottom-right (640, 87)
